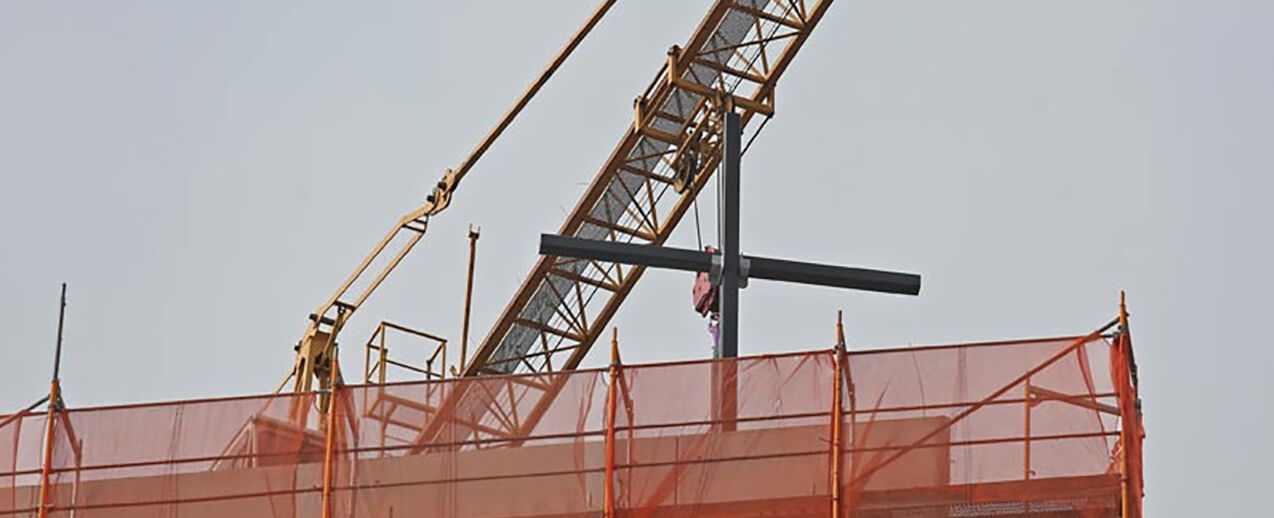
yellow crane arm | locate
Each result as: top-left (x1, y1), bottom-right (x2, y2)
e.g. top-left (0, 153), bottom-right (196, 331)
top-left (279, 0), bottom-right (619, 394)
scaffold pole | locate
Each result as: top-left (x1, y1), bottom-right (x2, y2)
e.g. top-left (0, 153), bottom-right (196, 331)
top-left (322, 357), bottom-right (340, 518)
top-left (605, 328), bottom-right (620, 518)
top-left (1024, 375), bottom-right (1033, 481)
top-left (37, 380), bottom-right (57, 518)
top-left (830, 311), bottom-right (846, 517)
top-left (1118, 291), bottom-right (1134, 518)
top-left (38, 283), bottom-right (68, 518)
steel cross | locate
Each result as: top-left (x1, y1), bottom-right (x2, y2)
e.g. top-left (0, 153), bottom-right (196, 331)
top-left (539, 111), bottom-right (921, 358)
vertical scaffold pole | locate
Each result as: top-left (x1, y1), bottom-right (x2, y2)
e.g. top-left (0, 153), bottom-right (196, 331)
top-left (39, 283), bottom-right (68, 518)
top-left (69, 438), bottom-right (83, 518)
top-left (1023, 376), bottom-right (1032, 481)
top-left (846, 320), bottom-right (858, 515)
top-left (605, 329), bottom-right (620, 518)
top-left (37, 380), bottom-right (57, 518)
top-left (322, 357), bottom-right (340, 518)
top-left (1117, 291), bottom-right (1133, 518)
top-left (830, 311), bottom-right (846, 518)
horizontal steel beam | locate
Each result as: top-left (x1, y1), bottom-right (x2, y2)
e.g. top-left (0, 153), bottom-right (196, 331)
top-left (541, 234), bottom-right (711, 272)
top-left (748, 255), bottom-right (920, 296)
top-left (539, 234), bottom-right (921, 296)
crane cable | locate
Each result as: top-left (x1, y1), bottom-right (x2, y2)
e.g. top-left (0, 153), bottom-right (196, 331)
top-left (692, 194), bottom-right (703, 250)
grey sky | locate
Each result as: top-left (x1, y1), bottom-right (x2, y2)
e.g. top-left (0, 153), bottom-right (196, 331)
top-left (2, 1), bottom-right (1270, 515)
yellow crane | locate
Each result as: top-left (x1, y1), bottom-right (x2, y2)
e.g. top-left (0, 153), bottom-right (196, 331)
top-left (276, 0), bottom-right (619, 396)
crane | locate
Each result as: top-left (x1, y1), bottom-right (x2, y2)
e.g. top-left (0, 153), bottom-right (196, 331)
top-left (412, 0), bottom-right (836, 449)
top-left (277, 0), bottom-right (619, 397)
top-left (281, 0), bottom-right (837, 445)
top-left (471, 0), bottom-right (833, 378)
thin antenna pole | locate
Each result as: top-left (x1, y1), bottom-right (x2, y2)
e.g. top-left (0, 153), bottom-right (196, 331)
top-left (460, 225), bottom-right (481, 372)
top-left (835, 310), bottom-right (845, 350)
top-left (53, 282), bottom-right (67, 383)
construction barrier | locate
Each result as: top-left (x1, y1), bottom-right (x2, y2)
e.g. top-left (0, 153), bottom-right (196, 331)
top-left (0, 329), bottom-right (1142, 517)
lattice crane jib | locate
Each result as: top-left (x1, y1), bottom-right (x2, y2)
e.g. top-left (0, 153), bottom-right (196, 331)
top-left (412, 0), bottom-right (838, 449)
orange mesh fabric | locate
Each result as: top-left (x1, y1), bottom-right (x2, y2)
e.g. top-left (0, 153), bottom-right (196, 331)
top-left (843, 336), bottom-right (1123, 517)
top-left (1, 393), bottom-right (317, 517)
top-left (0, 411), bottom-right (48, 517)
top-left (614, 353), bottom-right (834, 516)
top-left (336, 369), bottom-right (607, 517)
top-left (0, 333), bottom-right (1142, 517)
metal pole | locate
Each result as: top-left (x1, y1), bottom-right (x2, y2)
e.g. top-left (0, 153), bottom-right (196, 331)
top-left (1024, 377), bottom-right (1032, 481)
top-left (37, 380), bottom-right (57, 518)
top-left (847, 352), bottom-right (858, 502)
top-left (322, 358), bottom-right (339, 518)
top-left (460, 225), bottom-right (480, 372)
top-left (841, 311), bottom-right (858, 516)
top-left (70, 438), bottom-right (82, 518)
top-left (39, 283), bottom-right (68, 518)
top-left (718, 110), bottom-right (741, 359)
top-left (378, 329), bottom-right (388, 385)
top-left (830, 312), bottom-right (846, 518)
top-left (53, 283), bottom-right (66, 382)
top-left (1117, 291), bottom-right (1133, 518)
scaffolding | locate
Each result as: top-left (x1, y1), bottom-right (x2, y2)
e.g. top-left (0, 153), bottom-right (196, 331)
top-left (0, 314), bottom-right (1143, 518)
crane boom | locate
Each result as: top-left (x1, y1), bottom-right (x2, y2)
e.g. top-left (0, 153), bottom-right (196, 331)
top-left (471, 0), bottom-right (834, 376)
top-left (409, 0), bottom-right (836, 450)
top-left (279, 0), bottom-right (618, 396)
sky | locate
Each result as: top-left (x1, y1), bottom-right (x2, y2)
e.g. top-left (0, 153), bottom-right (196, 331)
top-left (1, 1), bottom-right (1271, 515)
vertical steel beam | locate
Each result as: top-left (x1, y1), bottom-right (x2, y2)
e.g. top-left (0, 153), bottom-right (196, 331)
top-left (718, 110), bottom-right (741, 359)
top-left (714, 109), bottom-right (742, 433)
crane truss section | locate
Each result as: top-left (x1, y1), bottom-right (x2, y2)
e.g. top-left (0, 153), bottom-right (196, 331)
top-left (402, 0), bottom-right (836, 451)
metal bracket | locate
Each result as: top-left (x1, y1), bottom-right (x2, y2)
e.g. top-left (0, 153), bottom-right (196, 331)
top-left (709, 253), bottom-right (750, 288)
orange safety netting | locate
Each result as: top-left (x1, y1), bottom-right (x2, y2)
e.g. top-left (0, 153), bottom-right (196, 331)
top-left (0, 330), bottom-right (1143, 517)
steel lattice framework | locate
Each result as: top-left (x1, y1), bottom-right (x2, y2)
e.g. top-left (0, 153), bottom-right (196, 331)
top-left (473, 0), bottom-right (833, 378)
top-left (379, 0), bottom-right (839, 450)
